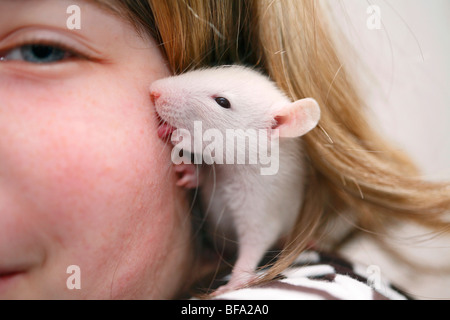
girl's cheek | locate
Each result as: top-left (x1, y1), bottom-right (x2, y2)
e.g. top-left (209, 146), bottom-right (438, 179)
top-left (2, 79), bottom-right (134, 200)
top-left (0, 71), bottom-right (181, 297)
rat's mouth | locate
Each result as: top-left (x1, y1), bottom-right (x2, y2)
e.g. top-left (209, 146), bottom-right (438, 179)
top-left (155, 112), bottom-right (177, 140)
top-left (157, 122), bottom-right (177, 140)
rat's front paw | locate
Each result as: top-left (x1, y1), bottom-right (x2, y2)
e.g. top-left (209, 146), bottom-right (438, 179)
top-left (174, 163), bottom-right (200, 189)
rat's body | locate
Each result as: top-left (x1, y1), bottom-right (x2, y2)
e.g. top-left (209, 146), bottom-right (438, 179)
top-left (150, 66), bottom-right (320, 294)
top-left (199, 138), bottom-right (304, 281)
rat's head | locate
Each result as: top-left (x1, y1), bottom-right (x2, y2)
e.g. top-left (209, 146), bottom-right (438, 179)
top-left (151, 66), bottom-right (284, 131)
top-left (150, 65), bottom-right (320, 138)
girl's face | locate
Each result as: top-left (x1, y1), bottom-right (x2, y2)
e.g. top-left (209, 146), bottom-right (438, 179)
top-left (0, 0), bottom-right (195, 299)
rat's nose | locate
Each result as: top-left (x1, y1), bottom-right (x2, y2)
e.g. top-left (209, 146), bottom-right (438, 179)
top-left (150, 91), bottom-right (161, 105)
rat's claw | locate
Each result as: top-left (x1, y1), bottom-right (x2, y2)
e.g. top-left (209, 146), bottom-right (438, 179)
top-left (211, 273), bottom-right (258, 297)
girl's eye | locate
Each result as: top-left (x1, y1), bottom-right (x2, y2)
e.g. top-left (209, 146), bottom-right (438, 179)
top-left (1, 44), bottom-right (74, 64)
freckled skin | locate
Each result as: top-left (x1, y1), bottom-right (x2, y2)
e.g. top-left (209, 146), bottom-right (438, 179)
top-left (0, 1), bottom-right (194, 299)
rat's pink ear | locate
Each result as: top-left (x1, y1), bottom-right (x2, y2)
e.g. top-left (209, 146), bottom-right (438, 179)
top-left (272, 98), bottom-right (321, 138)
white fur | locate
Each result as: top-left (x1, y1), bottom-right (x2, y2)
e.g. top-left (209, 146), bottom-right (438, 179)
top-left (150, 65), bottom-right (320, 293)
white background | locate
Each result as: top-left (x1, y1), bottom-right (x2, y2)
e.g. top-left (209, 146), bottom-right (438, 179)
top-left (326, 0), bottom-right (450, 181)
top-left (326, 0), bottom-right (450, 299)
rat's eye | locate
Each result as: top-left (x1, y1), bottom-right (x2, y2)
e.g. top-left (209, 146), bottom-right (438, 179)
top-left (214, 97), bottom-right (231, 109)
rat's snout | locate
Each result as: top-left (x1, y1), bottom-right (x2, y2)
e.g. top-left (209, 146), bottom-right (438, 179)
top-left (150, 90), bottom-right (161, 105)
top-left (150, 80), bottom-right (165, 106)
top-left (150, 81), bottom-right (186, 108)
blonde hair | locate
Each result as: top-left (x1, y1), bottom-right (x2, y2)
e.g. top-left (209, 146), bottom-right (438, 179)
top-left (105, 0), bottom-right (450, 290)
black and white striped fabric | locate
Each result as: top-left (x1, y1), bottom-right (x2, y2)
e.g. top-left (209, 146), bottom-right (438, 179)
top-left (210, 251), bottom-right (411, 300)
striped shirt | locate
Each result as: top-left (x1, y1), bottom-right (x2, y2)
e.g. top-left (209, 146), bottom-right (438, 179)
top-left (207, 251), bottom-right (411, 300)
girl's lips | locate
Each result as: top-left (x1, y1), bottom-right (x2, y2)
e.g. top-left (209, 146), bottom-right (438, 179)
top-left (0, 271), bottom-right (22, 279)
top-left (0, 271), bottom-right (24, 295)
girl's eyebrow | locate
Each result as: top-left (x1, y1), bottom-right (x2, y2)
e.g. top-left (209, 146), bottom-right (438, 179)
top-left (83, 0), bottom-right (135, 28)
top-left (85, 0), bottom-right (121, 15)
top-left (1, 0), bottom-right (120, 17)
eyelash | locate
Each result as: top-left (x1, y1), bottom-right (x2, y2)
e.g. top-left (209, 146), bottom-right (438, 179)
top-left (0, 37), bottom-right (91, 63)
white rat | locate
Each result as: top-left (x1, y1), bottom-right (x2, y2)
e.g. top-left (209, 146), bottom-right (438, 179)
top-left (150, 65), bottom-right (320, 295)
